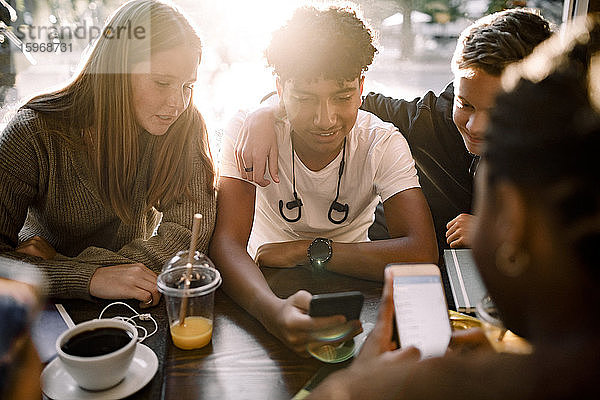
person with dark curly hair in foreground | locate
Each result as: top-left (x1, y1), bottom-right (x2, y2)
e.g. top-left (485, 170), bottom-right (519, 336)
top-left (209, 4), bottom-right (437, 354)
top-left (307, 16), bottom-right (600, 399)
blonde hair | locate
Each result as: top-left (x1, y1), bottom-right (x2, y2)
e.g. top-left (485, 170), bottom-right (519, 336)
top-left (26, 0), bottom-right (214, 223)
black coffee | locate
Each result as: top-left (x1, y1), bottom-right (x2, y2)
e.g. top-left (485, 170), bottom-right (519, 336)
top-left (61, 327), bottom-right (133, 357)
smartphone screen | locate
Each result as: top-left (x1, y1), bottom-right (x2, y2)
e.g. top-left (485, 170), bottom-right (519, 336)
top-left (392, 268), bottom-right (451, 359)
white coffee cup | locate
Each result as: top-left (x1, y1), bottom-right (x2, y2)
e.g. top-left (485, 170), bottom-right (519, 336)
top-left (56, 319), bottom-right (138, 391)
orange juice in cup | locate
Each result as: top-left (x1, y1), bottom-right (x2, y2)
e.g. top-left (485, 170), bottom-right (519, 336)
top-left (158, 251), bottom-right (221, 350)
top-left (169, 316), bottom-right (213, 350)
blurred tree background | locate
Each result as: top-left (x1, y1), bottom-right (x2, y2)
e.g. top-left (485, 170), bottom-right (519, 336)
top-left (356, 0), bottom-right (563, 59)
top-left (1, 0), bottom-right (567, 143)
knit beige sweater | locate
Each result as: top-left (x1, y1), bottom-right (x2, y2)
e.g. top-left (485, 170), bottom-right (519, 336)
top-left (0, 109), bottom-right (216, 300)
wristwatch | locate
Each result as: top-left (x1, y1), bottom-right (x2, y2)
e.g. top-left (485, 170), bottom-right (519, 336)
top-left (307, 238), bottom-right (333, 272)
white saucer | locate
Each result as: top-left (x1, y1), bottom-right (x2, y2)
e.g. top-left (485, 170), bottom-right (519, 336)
top-left (41, 343), bottom-right (158, 400)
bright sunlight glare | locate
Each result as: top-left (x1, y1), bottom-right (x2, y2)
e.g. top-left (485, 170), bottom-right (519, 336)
top-left (180, 0), bottom-right (306, 155)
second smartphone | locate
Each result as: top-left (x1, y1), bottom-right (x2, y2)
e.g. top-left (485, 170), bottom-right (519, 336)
top-left (387, 263), bottom-right (451, 359)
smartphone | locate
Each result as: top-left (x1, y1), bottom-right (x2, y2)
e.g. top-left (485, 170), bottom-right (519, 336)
top-left (309, 291), bottom-right (364, 321)
top-left (387, 264), bottom-right (451, 359)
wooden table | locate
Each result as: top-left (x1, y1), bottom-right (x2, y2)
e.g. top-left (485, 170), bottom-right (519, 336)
top-left (56, 267), bottom-right (383, 399)
top-left (163, 267), bottom-right (383, 399)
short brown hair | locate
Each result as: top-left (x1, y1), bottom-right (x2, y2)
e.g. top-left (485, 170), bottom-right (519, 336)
top-left (452, 8), bottom-right (552, 77)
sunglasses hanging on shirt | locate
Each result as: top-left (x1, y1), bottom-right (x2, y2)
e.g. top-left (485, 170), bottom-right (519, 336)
top-left (279, 137), bottom-right (349, 224)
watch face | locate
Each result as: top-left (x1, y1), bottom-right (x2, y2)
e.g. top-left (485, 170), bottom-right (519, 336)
top-left (311, 240), bottom-right (330, 260)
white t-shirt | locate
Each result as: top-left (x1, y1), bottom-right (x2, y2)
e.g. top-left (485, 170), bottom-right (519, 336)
top-left (219, 110), bottom-right (420, 257)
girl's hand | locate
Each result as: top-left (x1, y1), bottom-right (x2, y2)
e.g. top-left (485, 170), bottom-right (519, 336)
top-left (89, 263), bottom-right (160, 308)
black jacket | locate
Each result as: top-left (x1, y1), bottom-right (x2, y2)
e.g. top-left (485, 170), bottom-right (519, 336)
top-left (362, 83), bottom-right (475, 250)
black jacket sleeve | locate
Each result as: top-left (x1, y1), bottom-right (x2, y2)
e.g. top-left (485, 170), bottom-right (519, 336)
top-left (361, 92), bottom-right (421, 138)
top-left (361, 84), bottom-right (474, 252)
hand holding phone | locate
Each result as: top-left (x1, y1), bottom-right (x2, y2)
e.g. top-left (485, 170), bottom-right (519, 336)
top-left (387, 264), bottom-right (451, 359)
top-left (308, 291), bottom-right (364, 343)
top-left (307, 291), bottom-right (364, 363)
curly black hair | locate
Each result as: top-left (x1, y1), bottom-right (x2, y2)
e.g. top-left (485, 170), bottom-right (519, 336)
top-left (485, 16), bottom-right (600, 275)
top-left (452, 9), bottom-right (552, 76)
top-left (266, 4), bottom-right (377, 83)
